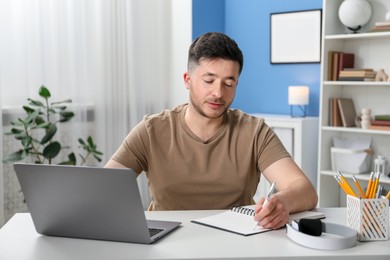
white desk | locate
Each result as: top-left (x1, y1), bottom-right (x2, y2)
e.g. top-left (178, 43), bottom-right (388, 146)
top-left (0, 208), bottom-right (389, 260)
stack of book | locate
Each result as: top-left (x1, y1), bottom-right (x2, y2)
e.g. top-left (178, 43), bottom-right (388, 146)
top-left (338, 68), bottom-right (376, 81)
top-left (369, 115), bottom-right (390, 131)
top-left (370, 21), bottom-right (390, 32)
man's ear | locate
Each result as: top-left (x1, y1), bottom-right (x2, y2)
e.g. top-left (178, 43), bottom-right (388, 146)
top-left (183, 72), bottom-right (191, 90)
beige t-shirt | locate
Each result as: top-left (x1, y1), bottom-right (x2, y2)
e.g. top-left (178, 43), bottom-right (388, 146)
top-left (111, 104), bottom-right (290, 210)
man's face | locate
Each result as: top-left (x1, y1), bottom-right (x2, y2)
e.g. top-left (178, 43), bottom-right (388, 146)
top-left (184, 58), bottom-right (240, 119)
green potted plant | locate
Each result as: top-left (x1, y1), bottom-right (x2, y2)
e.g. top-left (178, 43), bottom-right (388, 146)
top-left (3, 85), bottom-right (102, 165)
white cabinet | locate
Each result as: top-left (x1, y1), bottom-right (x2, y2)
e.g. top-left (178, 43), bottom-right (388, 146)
top-left (0, 167), bottom-right (3, 227)
top-left (318, 0), bottom-right (390, 207)
top-left (252, 114), bottom-right (318, 201)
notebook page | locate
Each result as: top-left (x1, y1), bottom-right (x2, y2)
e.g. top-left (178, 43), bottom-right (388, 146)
top-left (191, 209), bottom-right (270, 236)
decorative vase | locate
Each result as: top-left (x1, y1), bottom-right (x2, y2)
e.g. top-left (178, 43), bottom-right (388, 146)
top-left (360, 108), bottom-right (371, 129)
top-left (338, 0), bottom-right (372, 33)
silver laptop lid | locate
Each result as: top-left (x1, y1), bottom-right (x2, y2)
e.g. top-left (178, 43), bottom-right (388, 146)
top-left (14, 163), bottom-right (180, 244)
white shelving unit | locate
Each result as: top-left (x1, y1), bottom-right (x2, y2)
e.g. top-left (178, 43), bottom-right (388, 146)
top-left (252, 114), bottom-right (318, 201)
top-left (318, 0), bottom-right (390, 207)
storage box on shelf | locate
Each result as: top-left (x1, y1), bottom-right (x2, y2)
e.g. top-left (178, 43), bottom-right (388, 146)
top-left (318, 0), bottom-right (390, 207)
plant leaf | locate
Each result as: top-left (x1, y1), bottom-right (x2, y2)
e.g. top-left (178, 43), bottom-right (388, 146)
top-left (60, 111), bottom-right (75, 119)
top-left (59, 153), bottom-right (77, 165)
top-left (43, 141), bottom-right (61, 159)
top-left (14, 133), bottom-right (28, 140)
top-left (40, 124), bottom-right (57, 144)
top-left (93, 154), bottom-right (102, 162)
top-left (93, 150), bottom-right (103, 155)
top-left (51, 99), bottom-right (72, 105)
top-left (48, 108), bottom-right (56, 114)
top-left (68, 152), bottom-right (76, 162)
top-left (39, 86), bottom-right (51, 98)
top-left (51, 105), bottom-right (67, 110)
top-left (12, 120), bottom-right (24, 126)
top-left (23, 106), bottom-right (35, 113)
top-left (21, 136), bottom-right (32, 148)
top-left (32, 122), bottom-right (50, 129)
top-left (2, 150), bottom-right (26, 163)
top-left (26, 108), bottom-right (40, 120)
top-left (34, 116), bottom-right (45, 125)
top-left (10, 128), bottom-right (24, 134)
top-left (87, 136), bottom-right (94, 146)
top-left (28, 98), bottom-right (44, 107)
top-left (78, 138), bottom-right (86, 146)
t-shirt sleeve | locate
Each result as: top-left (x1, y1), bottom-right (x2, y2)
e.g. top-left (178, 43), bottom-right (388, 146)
top-left (110, 120), bottom-right (150, 174)
top-left (256, 122), bottom-right (291, 172)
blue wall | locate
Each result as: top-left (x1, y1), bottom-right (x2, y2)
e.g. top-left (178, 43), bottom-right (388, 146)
top-left (192, 0), bottom-right (323, 116)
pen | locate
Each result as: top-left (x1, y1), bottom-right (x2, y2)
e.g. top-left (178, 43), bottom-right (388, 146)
top-left (253, 182), bottom-right (276, 230)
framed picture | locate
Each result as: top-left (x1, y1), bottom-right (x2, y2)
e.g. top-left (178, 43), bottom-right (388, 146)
top-left (270, 9), bottom-right (322, 64)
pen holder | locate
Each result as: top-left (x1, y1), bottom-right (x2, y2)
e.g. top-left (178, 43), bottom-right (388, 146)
top-left (346, 195), bottom-right (389, 241)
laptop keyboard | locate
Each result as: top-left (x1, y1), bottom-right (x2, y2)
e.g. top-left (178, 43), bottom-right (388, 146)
top-left (149, 227), bottom-right (165, 237)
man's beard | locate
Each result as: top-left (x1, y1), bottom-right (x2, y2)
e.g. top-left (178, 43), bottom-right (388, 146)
top-left (189, 91), bottom-right (230, 119)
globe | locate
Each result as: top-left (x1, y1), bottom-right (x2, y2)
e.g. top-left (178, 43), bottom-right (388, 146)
top-left (338, 0), bottom-right (372, 33)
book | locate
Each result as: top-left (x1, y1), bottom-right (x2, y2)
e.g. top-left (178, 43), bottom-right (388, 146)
top-left (191, 206), bottom-right (325, 236)
top-left (332, 52), bottom-right (340, 81)
top-left (368, 125), bottom-right (390, 131)
top-left (329, 98), bottom-right (342, 127)
top-left (327, 51), bottom-right (334, 81)
top-left (329, 98), bottom-right (333, 126)
top-left (371, 120), bottom-right (390, 126)
top-left (370, 26), bottom-right (390, 32)
top-left (338, 77), bottom-right (373, 81)
top-left (338, 53), bottom-right (355, 76)
top-left (375, 21), bottom-right (390, 27)
top-left (343, 68), bottom-right (374, 71)
top-left (339, 70), bottom-right (375, 77)
top-left (374, 115), bottom-right (390, 121)
top-left (338, 98), bottom-right (357, 127)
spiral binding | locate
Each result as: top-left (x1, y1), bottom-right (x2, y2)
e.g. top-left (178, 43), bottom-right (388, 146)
top-left (231, 206), bottom-right (255, 216)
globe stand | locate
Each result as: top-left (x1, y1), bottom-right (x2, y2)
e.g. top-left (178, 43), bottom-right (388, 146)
top-left (347, 25), bottom-right (362, 33)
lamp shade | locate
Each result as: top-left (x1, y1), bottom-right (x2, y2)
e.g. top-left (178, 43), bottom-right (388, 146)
top-left (288, 86), bottom-right (309, 105)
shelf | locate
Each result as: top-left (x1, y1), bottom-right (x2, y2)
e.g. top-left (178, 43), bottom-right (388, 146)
top-left (318, 0), bottom-right (390, 207)
top-left (323, 81), bottom-right (390, 86)
top-left (325, 31), bottom-right (390, 40)
top-left (321, 170), bottom-right (390, 184)
top-left (321, 126), bottom-right (390, 135)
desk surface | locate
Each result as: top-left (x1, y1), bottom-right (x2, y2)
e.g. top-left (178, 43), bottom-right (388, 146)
top-left (0, 208), bottom-right (389, 260)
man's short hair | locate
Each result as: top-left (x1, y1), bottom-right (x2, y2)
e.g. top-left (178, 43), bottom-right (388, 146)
top-left (187, 32), bottom-right (244, 75)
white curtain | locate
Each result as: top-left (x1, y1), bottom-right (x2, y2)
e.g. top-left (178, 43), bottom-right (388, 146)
top-left (97, 0), bottom-right (175, 207)
top-left (0, 0), bottom-right (191, 223)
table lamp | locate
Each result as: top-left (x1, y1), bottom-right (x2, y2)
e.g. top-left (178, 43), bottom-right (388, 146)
top-left (288, 86), bottom-right (309, 117)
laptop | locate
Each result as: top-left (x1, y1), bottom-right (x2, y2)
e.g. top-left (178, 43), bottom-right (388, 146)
top-left (13, 163), bottom-right (181, 244)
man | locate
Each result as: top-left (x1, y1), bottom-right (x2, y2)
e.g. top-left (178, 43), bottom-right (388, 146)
top-left (105, 32), bottom-right (318, 229)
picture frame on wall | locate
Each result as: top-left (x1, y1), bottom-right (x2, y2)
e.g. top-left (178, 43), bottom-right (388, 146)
top-left (270, 9), bottom-right (322, 64)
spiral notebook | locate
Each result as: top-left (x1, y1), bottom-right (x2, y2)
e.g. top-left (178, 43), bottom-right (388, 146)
top-left (191, 206), bottom-right (325, 236)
